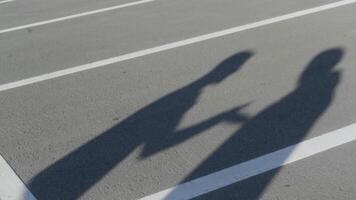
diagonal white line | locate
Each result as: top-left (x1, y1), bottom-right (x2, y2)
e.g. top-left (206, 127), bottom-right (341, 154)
top-left (140, 123), bottom-right (356, 200)
top-left (0, 0), bottom-right (155, 34)
top-left (0, 0), bottom-right (355, 93)
top-left (0, 155), bottom-right (37, 200)
top-left (0, 0), bottom-right (15, 5)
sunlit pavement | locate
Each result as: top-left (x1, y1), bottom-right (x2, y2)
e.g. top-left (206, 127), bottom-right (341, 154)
top-left (1, 0), bottom-right (356, 199)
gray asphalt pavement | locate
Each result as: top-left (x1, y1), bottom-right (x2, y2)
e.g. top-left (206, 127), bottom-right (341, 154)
top-left (0, 0), bottom-right (356, 200)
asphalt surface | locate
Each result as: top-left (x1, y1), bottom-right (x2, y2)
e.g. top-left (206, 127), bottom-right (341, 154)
top-left (1, 0), bottom-right (356, 199)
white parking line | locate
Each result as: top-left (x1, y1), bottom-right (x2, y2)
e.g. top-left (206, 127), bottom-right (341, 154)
top-left (0, 155), bottom-right (37, 200)
top-left (0, 0), bottom-right (15, 5)
top-left (0, 0), bottom-right (355, 93)
top-left (140, 123), bottom-right (356, 200)
top-left (0, 0), bottom-right (155, 34)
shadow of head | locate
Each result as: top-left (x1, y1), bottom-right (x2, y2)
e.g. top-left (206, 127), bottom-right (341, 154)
top-left (203, 51), bottom-right (253, 85)
top-left (299, 48), bottom-right (343, 87)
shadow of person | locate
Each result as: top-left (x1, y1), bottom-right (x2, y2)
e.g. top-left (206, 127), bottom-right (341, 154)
top-left (28, 51), bottom-right (253, 200)
top-left (166, 48), bottom-right (343, 200)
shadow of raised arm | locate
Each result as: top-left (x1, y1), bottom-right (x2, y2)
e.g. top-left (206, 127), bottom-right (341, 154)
top-left (141, 103), bottom-right (251, 157)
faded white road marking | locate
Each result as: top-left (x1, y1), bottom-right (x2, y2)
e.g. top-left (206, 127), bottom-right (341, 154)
top-left (0, 0), bottom-right (155, 34)
top-left (0, 0), bottom-right (355, 92)
top-left (0, 0), bottom-right (15, 5)
top-left (0, 155), bottom-right (37, 200)
top-left (140, 123), bottom-right (356, 200)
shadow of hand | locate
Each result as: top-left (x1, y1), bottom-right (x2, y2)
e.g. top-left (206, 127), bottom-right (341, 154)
top-left (220, 103), bottom-right (251, 124)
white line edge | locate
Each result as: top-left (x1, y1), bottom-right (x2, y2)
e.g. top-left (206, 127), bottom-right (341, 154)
top-left (0, 0), bottom-right (15, 5)
top-left (0, 155), bottom-right (37, 200)
top-left (0, 0), bottom-right (155, 34)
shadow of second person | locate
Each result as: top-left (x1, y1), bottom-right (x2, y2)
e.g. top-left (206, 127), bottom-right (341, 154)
top-left (28, 51), bottom-right (253, 200)
top-left (166, 48), bottom-right (343, 200)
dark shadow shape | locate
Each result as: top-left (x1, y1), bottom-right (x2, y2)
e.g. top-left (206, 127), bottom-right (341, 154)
top-left (166, 48), bottom-right (343, 200)
top-left (28, 51), bottom-right (253, 200)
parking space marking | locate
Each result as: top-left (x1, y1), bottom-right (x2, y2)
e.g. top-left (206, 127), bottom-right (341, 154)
top-left (0, 0), bottom-right (155, 34)
top-left (0, 155), bottom-right (37, 200)
top-left (0, 0), bottom-right (355, 93)
top-left (140, 123), bottom-right (356, 200)
top-left (0, 0), bottom-right (15, 5)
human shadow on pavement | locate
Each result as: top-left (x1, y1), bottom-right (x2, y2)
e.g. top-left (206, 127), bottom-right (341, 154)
top-left (166, 48), bottom-right (343, 200)
top-left (28, 51), bottom-right (253, 200)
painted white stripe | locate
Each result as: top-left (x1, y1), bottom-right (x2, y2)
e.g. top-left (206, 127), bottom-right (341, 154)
top-left (140, 123), bottom-right (356, 200)
top-left (0, 0), bottom-right (155, 34)
top-left (0, 0), bottom-right (15, 5)
top-left (0, 0), bottom-right (355, 92)
top-left (0, 155), bottom-right (37, 200)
